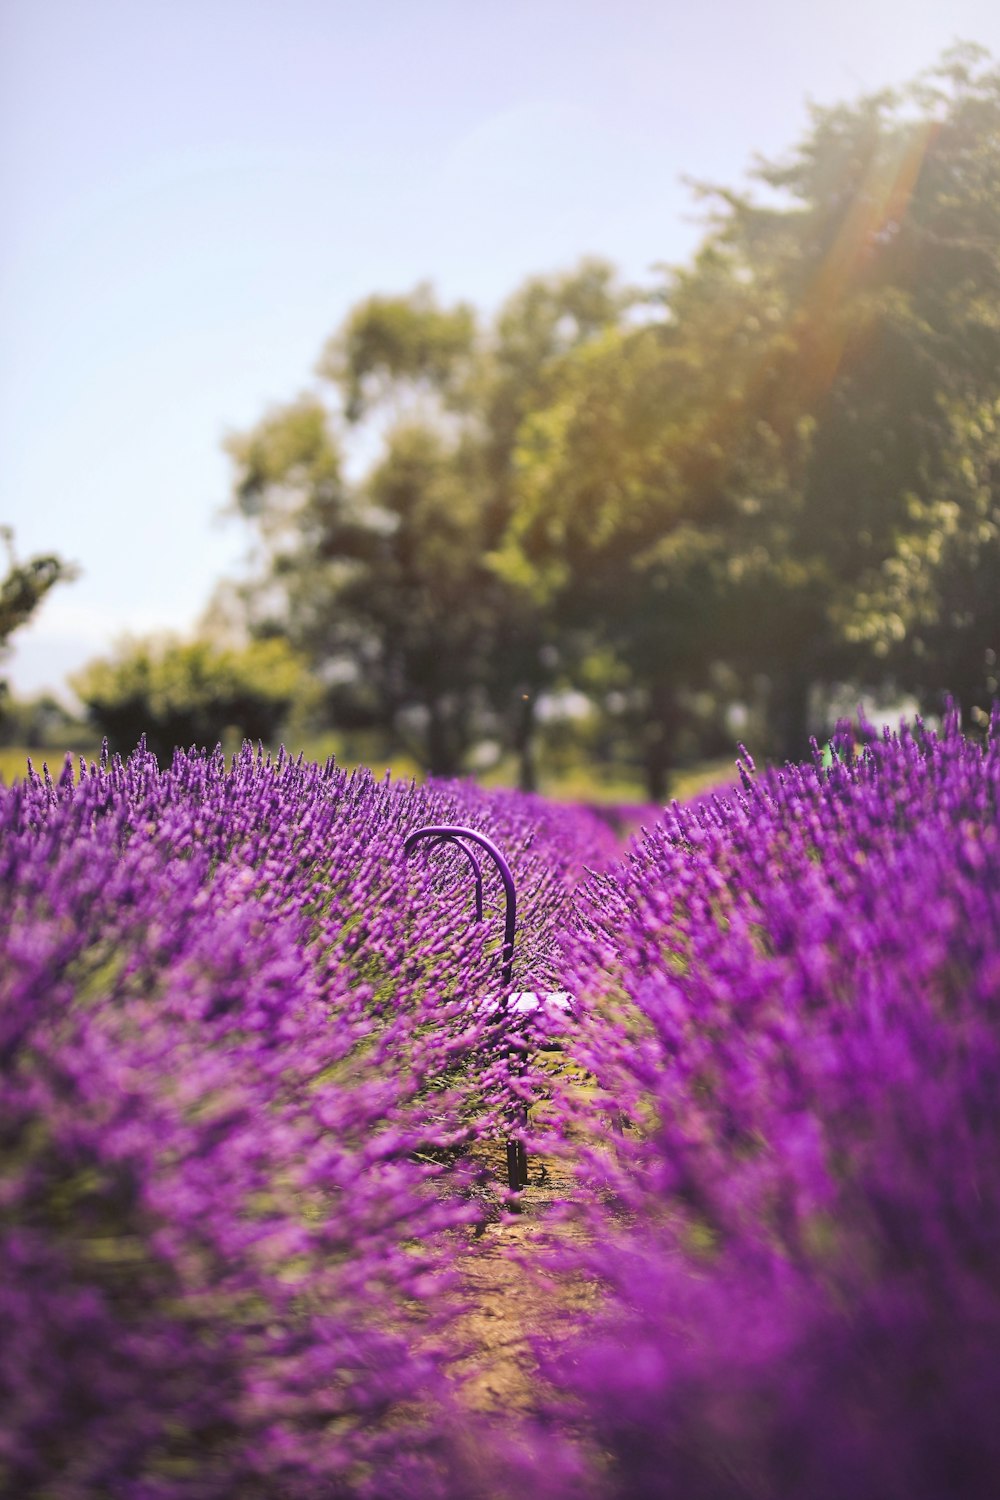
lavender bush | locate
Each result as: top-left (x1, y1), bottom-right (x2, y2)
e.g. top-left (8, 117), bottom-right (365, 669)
top-left (540, 711), bottom-right (1000, 1499)
top-left (0, 741), bottom-right (612, 1498)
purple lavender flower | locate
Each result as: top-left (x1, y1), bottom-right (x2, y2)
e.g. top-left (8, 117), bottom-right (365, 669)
top-left (0, 741), bottom-right (610, 1497)
top-left (540, 710), bottom-right (1000, 1500)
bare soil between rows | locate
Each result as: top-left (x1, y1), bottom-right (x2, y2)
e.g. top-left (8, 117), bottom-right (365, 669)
top-left (450, 1142), bottom-right (599, 1416)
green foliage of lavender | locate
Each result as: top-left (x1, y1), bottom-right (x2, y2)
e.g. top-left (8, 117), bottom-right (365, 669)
top-left (0, 740), bottom-right (614, 1498)
top-left (541, 711), bottom-right (1000, 1499)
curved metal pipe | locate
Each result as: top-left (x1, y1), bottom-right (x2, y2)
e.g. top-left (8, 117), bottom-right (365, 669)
top-left (404, 823), bottom-right (527, 1195)
top-left (403, 824), bottom-right (516, 990)
top-left (425, 833), bottom-right (484, 923)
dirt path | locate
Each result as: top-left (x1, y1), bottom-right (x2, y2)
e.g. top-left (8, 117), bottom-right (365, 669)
top-left (451, 1141), bottom-right (598, 1416)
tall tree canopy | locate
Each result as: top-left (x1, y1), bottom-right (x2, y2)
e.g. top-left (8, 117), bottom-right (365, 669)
top-left (498, 43), bottom-right (1000, 769)
top-left (224, 46), bottom-right (1000, 792)
top-left (225, 263), bottom-right (629, 783)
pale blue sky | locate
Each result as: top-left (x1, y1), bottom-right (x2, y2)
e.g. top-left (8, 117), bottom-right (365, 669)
top-left (3, 0), bottom-right (999, 698)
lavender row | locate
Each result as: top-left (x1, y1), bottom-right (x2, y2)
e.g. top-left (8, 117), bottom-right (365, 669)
top-left (0, 741), bottom-right (613, 1499)
top-left (537, 711), bottom-right (1000, 1499)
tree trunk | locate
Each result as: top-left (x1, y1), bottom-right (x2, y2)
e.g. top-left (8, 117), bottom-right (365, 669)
top-left (772, 668), bottom-right (812, 764)
top-left (643, 680), bottom-right (680, 804)
top-left (425, 702), bottom-right (462, 779)
top-left (513, 691), bottom-right (538, 794)
top-left (952, 677), bottom-right (987, 736)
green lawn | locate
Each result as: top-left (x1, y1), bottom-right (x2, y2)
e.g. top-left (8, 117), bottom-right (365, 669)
top-left (0, 744), bottom-right (98, 785)
top-left (0, 738), bottom-right (738, 806)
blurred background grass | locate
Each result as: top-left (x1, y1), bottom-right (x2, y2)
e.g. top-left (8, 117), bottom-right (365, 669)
top-left (0, 735), bottom-right (737, 805)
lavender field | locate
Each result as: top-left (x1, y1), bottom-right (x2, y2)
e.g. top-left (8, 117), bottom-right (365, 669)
top-left (3, 713), bottom-right (1000, 1499)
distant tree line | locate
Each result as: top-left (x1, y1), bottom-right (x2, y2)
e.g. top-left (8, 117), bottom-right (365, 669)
top-left (71, 637), bottom-right (303, 764)
top-left (74, 46), bottom-right (1000, 796)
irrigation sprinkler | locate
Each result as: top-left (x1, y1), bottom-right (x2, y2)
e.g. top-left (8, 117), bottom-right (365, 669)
top-left (403, 824), bottom-right (527, 1193)
top-left (403, 825), bottom-right (517, 990)
top-left (423, 832), bottom-right (485, 923)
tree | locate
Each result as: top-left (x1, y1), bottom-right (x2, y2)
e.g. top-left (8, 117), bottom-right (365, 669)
top-left (72, 636), bottom-right (305, 762)
top-left (317, 283), bottom-right (477, 423)
top-left (0, 692), bottom-right (89, 751)
top-left (226, 267), bottom-right (634, 786)
top-left (0, 528), bottom-right (77, 721)
top-left (223, 48), bottom-right (1000, 785)
top-left (0, 529), bottom-right (75, 649)
top-left (846, 391), bottom-right (1000, 726)
top-left (225, 390), bottom-right (497, 777)
top-left (227, 295), bottom-right (493, 777)
top-left (497, 45), bottom-right (1000, 775)
top-left (303, 420), bottom-right (501, 777)
top-left (493, 252), bottom-right (791, 796)
top-left (686, 43), bottom-right (1000, 753)
top-left (475, 260), bottom-right (634, 786)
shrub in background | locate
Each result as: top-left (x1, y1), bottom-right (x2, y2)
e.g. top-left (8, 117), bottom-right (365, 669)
top-left (70, 636), bottom-right (307, 761)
